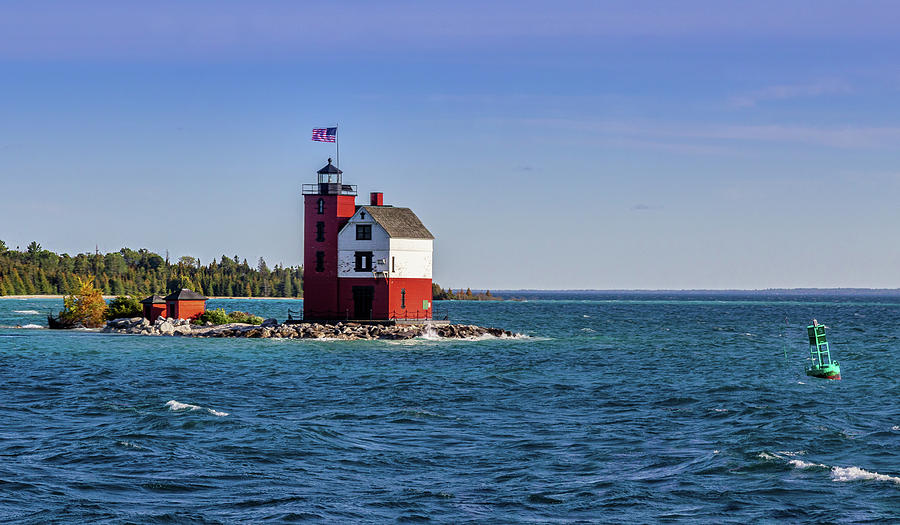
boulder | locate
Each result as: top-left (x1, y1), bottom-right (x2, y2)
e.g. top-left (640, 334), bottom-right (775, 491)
top-left (158, 321), bottom-right (175, 335)
top-left (173, 325), bottom-right (192, 336)
top-left (261, 318), bottom-right (278, 328)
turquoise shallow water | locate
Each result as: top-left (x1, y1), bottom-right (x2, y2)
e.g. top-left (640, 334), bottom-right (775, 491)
top-left (0, 293), bottom-right (898, 523)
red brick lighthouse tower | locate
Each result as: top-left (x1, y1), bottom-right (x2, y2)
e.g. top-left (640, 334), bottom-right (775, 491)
top-left (302, 158), bottom-right (357, 319)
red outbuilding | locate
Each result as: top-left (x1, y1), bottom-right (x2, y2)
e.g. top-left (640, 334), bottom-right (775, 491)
top-left (164, 289), bottom-right (208, 320)
top-left (140, 294), bottom-right (167, 323)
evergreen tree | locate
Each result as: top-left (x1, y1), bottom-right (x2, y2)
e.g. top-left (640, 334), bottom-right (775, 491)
top-left (36, 269), bottom-right (53, 294)
top-left (283, 272), bottom-right (292, 297)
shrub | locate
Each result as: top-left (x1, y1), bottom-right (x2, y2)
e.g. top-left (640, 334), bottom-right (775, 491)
top-left (59, 277), bottom-right (108, 328)
top-left (106, 296), bottom-right (142, 320)
top-left (192, 308), bottom-right (263, 325)
top-left (193, 308), bottom-right (230, 325)
top-left (226, 310), bottom-right (263, 325)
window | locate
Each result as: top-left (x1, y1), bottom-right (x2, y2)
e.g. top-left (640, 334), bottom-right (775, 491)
top-left (317, 198), bottom-right (324, 214)
top-left (360, 212), bottom-right (366, 220)
top-left (315, 251), bottom-right (324, 272)
top-left (391, 256), bottom-right (395, 272)
top-left (356, 224), bottom-right (372, 240)
top-left (354, 251), bottom-right (373, 272)
top-left (401, 288), bottom-right (406, 309)
top-left (316, 221), bottom-right (325, 242)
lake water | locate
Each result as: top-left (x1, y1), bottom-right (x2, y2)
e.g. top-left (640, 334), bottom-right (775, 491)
top-left (1, 293), bottom-right (898, 523)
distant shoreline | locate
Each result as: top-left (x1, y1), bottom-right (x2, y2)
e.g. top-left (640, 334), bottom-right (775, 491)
top-left (0, 295), bottom-right (303, 300)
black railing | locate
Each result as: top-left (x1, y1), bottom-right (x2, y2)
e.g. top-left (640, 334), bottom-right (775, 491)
top-left (301, 183), bottom-right (357, 196)
top-left (288, 306), bottom-right (448, 322)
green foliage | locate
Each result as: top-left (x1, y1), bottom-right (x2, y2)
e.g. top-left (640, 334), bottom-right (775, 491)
top-left (106, 296), bottom-right (142, 320)
top-left (227, 310), bottom-right (263, 325)
top-left (432, 283), bottom-right (501, 301)
top-left (0, 242), bottom-right (304, 298)
top-left (193, 308), bottom-right (263, 325)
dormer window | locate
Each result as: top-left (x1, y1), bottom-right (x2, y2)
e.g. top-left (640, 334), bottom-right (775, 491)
top-left (356, 224), bottom-right (372, 240)
top-left (317, 198), bottom-right (324, 214)
top-left (360, 211), bottom-right (366, 220)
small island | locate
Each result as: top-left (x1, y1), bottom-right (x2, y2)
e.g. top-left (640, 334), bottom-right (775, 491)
top-left (46, 277), bottom-right (518, 340)
top-left (102, 316), bottom-right (517, 340)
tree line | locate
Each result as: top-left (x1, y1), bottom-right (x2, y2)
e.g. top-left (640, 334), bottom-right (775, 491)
top-left (0, 240), bottom-right (303, 298)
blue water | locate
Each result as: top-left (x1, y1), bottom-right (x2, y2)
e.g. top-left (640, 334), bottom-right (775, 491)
top-left (1, 293), bottom-right (898, 523)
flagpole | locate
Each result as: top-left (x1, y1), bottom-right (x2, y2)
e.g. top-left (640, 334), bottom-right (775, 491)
top-left (335, 124), bottom-right (340, 171)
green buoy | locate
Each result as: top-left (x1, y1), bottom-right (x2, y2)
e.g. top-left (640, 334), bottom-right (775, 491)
top-left (805, 319), bottom-right (841, 380)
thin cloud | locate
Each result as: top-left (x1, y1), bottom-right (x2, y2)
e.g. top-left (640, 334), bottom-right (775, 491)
top-left (730, 80), bottom-right (852, 108)
top-left (510, 118), bottom-right (900, 150)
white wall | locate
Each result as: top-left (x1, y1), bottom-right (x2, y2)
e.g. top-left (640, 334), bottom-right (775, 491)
top-left (337, 209), bottom-right (389, 278)
top-left (337, 208), bottom-right (433, 279)
top-left (389, 238), bottom-right (433, 279)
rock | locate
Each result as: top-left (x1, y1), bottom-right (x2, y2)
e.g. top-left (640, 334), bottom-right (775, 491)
top-left (261, 318), bottom-right (278, 328)
top-left (173, 325), bottom-right (192, 336)
top-left (158, 321), bottom-right (175, 335)
top-left (140, 318), bottom-right (150, 327)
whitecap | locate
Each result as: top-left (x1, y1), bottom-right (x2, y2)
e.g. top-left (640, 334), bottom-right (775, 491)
top-left (831, 466), bottom-right (900, 484)
top-left (711, 408), bottom-right (728, 412)
top-left (892, 425), bottom-right (899, 431)
top-left (21, 324), bottom-right (43, 329)
top-left (14, 310), bottom-right (41, 315)
top-left (789, 459), bottom-right (826, 469)
top-left (418, 327), bottom-right (442, 340)
top-left (165, 399), bottom-right (228, 417)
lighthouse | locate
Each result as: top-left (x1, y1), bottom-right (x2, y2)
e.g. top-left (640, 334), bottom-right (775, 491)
top-left (302, 159), bottom-right (434, 321)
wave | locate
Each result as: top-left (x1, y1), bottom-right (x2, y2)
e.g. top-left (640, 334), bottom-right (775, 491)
top-left (164, 400), bottom-right (228, 417)
top-left (831, 466), bottom-right (900, 484)
top-left (411, 328), bottom-right (535, 342)
top-left (761, 451), bottom-right (900, 485)
top-left (22, 324), bottom-right (44, 329)
top-left (14, 310), bottom-right (41, 315)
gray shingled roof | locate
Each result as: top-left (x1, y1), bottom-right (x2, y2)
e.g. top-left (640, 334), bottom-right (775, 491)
top-left (164, 289), bottom-right (208, 301)
top-left (362, 206), bottom-right (434, 239)
top-left (140, 294), bottom-right (166, 304)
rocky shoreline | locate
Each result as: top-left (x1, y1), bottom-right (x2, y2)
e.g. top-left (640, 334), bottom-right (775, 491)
top-left (102, 316), bottom-right (518, 340)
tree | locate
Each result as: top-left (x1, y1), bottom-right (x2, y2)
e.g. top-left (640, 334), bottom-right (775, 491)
top-left (106, 296), bottom-right (142, 320)
top-left (178, 255), bottom-right (198, 268)
top-left (282, 272), bottom-right (292, 297)
top-left (0, 240), bottom-right (7, 253)
top-left (36, 269), bottom-right (53, 294)
top-left (26, 241), bottom-right (42, 259)
top-left (60, 277), bottom-right (108, 327)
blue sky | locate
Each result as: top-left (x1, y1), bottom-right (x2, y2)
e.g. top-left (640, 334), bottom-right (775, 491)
top-left (1, 1), bottom-right (899, 289)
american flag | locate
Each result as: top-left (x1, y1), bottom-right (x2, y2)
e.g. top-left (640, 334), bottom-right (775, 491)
top-left (312, 127), bottom-right (337, 142)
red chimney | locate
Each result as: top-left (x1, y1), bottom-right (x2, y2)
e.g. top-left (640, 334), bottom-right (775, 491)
top-left (370, 192), bottom-right (384, 206)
